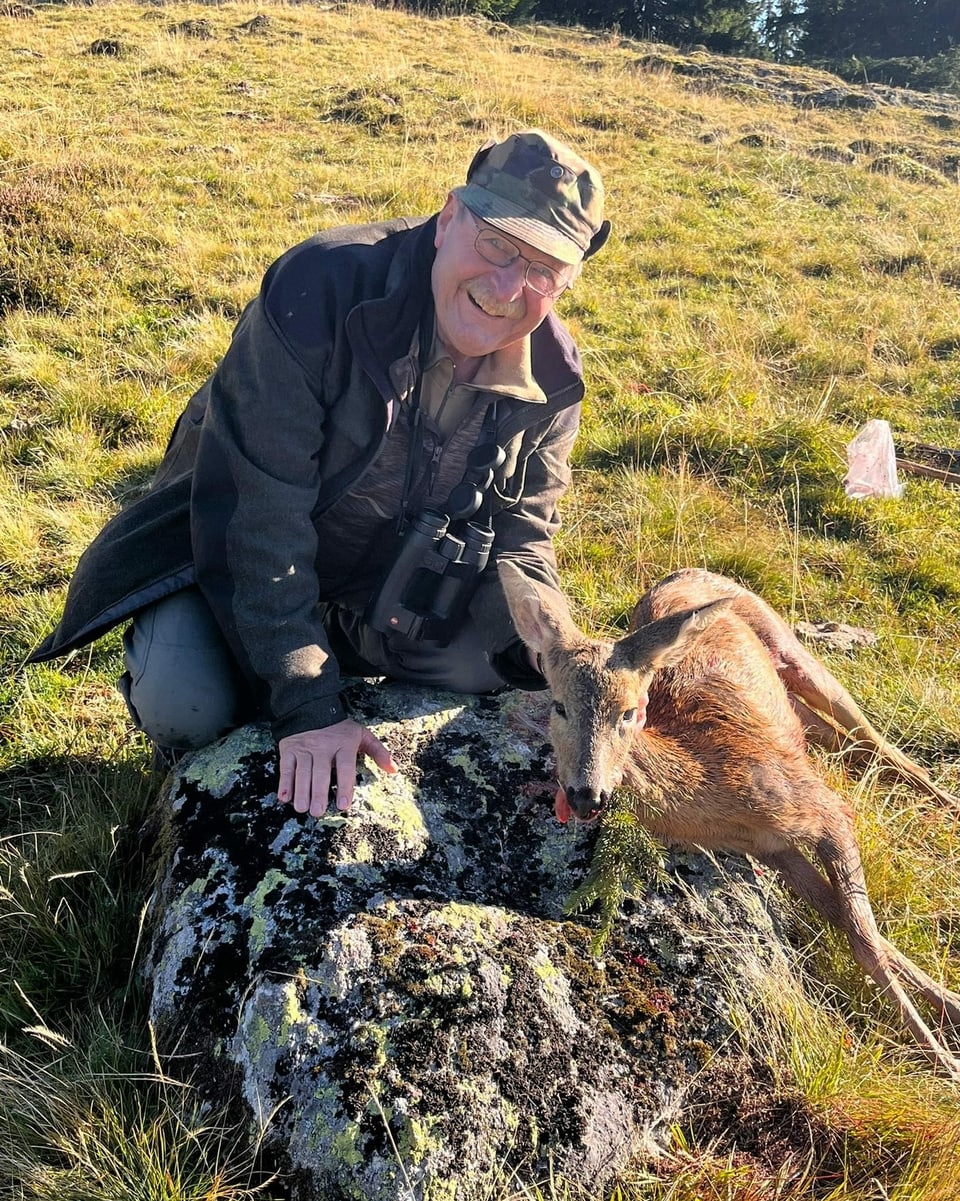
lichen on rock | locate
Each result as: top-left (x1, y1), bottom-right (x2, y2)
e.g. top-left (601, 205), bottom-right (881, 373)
top-left (144, 679), bottom-right (806, 1198)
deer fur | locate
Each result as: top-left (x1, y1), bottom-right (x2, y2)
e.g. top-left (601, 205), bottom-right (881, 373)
top-left (633, 568), bottom-right (959, 809)
top-left (499, 562), bottom-right (960, 1080)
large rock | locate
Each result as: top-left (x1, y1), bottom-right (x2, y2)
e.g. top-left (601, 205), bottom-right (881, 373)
top-left (145, 680), bottom-right (799, 1199)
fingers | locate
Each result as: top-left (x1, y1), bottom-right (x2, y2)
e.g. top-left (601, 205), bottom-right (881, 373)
top-left (279, 744), bottom-right (350, 817)
top-left (277, 750), bottom-right (297, 807)
top-left (310, 753), bottom-right (332, 818)
top-left (280, 748), bottom-right (330, 816)
top-left (359, 728), bottom-right (398, 775)
top-left (333, 744), bottom-right (358, 813)
top-left (276, 722), bottom-right (395, 819)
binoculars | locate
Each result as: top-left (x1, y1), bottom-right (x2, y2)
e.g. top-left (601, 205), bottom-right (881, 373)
top-left (365, 508), bottom-right (494, 646)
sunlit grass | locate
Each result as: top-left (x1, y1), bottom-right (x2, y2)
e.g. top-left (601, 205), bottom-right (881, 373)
top-left (3, 1), bottom-right (960, 1196)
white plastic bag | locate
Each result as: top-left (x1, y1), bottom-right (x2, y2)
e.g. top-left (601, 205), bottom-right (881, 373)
top-left (844, 419), bottom-right (904, 499)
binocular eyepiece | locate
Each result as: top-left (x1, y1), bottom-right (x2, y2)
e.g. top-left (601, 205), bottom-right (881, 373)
top-left (364, 508), bottom-right (494, 645)
top-left (445, 442), bottom-right (507, 521)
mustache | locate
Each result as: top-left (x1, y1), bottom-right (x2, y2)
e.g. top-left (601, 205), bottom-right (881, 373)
top-left (467, 281), bottom-right (525, 319)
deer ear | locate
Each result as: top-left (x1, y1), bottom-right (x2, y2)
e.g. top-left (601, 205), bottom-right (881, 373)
top-left (612, 597), bottom-right (732, 674)
top-left (498, 561), bottom-right (577, 655)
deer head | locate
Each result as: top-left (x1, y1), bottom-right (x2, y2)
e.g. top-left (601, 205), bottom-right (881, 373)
top-left (499, 561), bottom-right (731, 822)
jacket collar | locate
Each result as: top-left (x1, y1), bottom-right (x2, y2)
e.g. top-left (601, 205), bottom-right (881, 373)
top-left (422, 320), bottom-right (548, 405)
top-left (345, 217), bottom-right (437, 403)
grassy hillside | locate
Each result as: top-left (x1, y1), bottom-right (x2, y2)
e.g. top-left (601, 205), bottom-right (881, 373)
top-left (2, 2), bottom-right (960, 1197)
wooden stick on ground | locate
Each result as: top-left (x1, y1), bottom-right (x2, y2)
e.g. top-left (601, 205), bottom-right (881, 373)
top-left (896, 458), bottom-right (960, 487)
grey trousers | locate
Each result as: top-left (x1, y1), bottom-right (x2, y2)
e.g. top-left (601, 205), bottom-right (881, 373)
top-left (119, 585), bottom-right (505, 750)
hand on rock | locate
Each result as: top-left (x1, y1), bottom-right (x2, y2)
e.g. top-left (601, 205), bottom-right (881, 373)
top-left (278, 720), bottom-right (397, 818)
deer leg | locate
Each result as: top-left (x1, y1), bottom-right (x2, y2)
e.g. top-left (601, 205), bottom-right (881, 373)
top-left (877, 940), bottom-right (960, 1031)
top-left (783, 673), bottom-right (958, 811)
top-left (789, 697), bottom-right (847, 755)
top-left (786, 697), bottom-right (958, 811)
top-left (764, 848), bottom-right (960, 1032)
top-left (814, 828), bottom-right (960, 1080)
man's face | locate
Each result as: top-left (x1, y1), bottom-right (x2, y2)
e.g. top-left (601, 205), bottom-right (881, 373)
top-left (431, 196), bottom-right (575, 362)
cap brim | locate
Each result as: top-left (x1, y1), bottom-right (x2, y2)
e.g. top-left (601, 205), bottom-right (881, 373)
top-left (456, 185), bottom-right (585, 266)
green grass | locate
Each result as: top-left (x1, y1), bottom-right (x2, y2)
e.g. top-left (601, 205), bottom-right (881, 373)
top-left (3, 1), bottom-right (960, 1196)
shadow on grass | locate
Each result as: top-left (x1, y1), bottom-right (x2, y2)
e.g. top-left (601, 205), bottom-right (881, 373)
top-left (104, 457), bottom-right (163, 506)
top-left (0, 750), bottom-right (292, 1198)
top-left (0, 752), bottom-right (162, 1020)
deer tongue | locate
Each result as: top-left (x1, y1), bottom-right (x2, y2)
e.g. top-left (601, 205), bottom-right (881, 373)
top-left (554, 788), bottom-right (572, 824)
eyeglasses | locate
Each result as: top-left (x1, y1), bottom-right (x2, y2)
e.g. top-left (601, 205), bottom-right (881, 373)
top-left (466, 210), bottom-right (573, 298)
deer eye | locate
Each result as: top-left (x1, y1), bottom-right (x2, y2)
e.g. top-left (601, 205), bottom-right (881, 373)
top-left (552, 701), bottom-right (567, 719)
top-left (617, 708), bottom-right (638, 735)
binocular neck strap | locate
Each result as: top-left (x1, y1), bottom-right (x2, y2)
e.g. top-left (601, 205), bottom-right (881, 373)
top-left (396, 403), bottom-right (423, 535)
top-left (397, 362), bottom-right (503, 533)
top-left (395, 309), bottom-right (435, 535)
top-left (475, 401), bottom-right (501, 526)
top-left (441, 399), bottom-right (504, 525)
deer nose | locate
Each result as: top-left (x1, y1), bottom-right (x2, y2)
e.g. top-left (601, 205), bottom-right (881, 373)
top-left (565, 786), bottom-right (608, 822)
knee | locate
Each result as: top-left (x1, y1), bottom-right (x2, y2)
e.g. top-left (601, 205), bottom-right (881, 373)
top-left (120, 589), bottom-right (253, 750)
top-left (419, 624), bottom-right (505, 694)
top-left (435, 653), bottom-right (504, 694)
top-left (120, 666), bottom-right (246, 750)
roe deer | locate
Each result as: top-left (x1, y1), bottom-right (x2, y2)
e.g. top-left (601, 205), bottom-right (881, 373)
top-left (499, 563), bottom-right (960, 1080)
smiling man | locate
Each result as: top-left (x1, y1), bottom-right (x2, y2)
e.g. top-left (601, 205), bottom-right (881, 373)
top-left (30, 129), bottom-right (609, 817)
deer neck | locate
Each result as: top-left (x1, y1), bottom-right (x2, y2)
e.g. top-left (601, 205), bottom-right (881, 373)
top-left (623, 727), bottom-right (704, 820)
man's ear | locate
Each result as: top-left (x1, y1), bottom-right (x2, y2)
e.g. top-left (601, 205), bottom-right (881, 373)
top-left (434, 193), bottom-right (458, 250)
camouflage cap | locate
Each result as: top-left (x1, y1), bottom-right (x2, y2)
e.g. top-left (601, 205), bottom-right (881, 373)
top-left (455, 129), bottom-right (610, 267)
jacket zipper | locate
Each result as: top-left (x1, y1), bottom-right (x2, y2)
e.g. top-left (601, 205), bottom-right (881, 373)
top-left (425, 435), bottom-right (443, 496)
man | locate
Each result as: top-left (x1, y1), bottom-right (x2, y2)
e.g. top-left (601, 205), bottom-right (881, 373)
top-left (29, 129), bottom-right (609, 818)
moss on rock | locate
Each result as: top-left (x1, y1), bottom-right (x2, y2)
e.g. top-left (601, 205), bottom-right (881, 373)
top-left (145, 680), bottom-right (805, 1199)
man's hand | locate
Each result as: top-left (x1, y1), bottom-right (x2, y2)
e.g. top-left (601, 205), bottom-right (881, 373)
top-left (277, 720), bottom-right (397, 818)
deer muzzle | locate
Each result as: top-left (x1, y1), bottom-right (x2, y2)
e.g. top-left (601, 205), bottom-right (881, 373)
top-left (561, 785), bottom-right (607, 823)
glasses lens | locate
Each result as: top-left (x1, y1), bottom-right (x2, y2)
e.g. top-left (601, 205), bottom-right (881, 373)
top-left (525, 263), bottom-right (565, 297)
top-left (474, 225), bottom-right (567, 297)
top-left (475, 229), bottom-right (516, 268)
